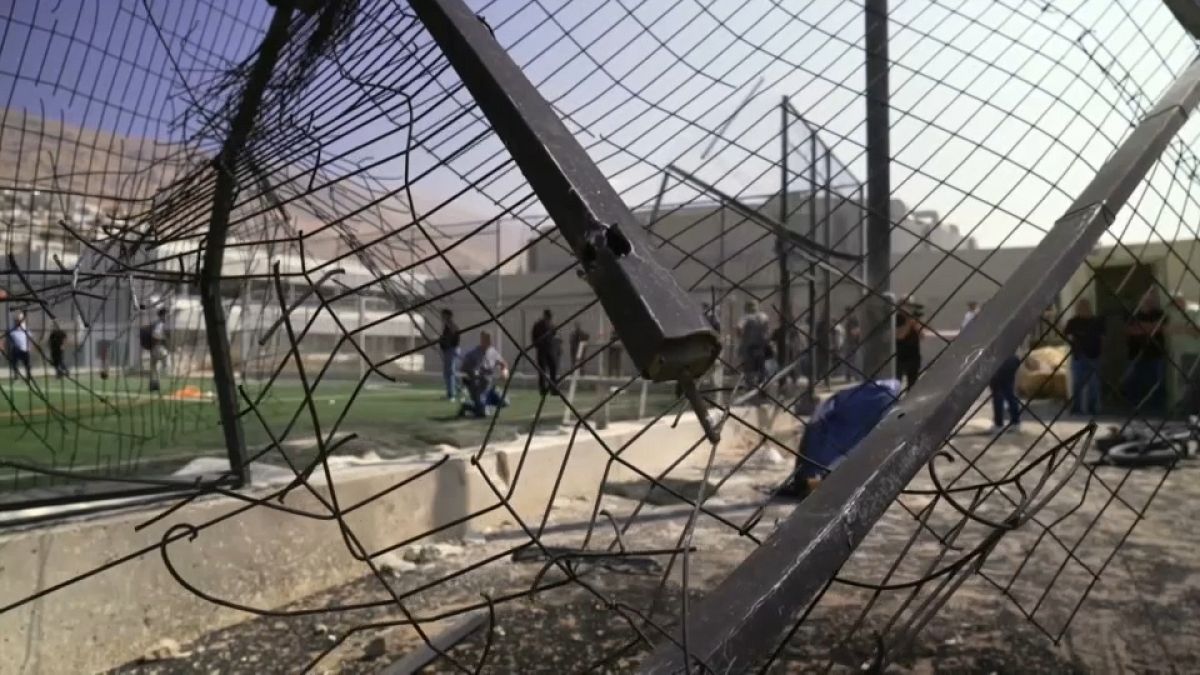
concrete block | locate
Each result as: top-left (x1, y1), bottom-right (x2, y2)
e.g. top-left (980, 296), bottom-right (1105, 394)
top-left (0, 417), bottom-right (709, 673)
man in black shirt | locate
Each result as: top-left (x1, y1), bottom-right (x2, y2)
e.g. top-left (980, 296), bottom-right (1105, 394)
top-left (1064, 299), bottom-right (1104, 415)
top-left (568, 322), bottom-right (588, 368)
top-left (895, 299), bottom-right (922, 391)
top-left (438, 309), bottom-right (460, 401)
top-left (1124, 292), bottom-right (1168, 413)
top-left (531, 309), bottom-right (560, 396)
top-left (48, 321), bottom-right (68, 379)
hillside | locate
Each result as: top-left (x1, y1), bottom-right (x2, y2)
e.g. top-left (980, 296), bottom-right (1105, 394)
top-left (0, 110), bottom-right (528, 275)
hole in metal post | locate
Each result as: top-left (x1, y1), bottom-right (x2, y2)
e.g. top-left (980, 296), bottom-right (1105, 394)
top-left (604, 224), bottom-right (632, 257)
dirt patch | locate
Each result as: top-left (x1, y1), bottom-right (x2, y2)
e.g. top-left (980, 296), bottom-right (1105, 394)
top-left (104, 415), bottom-right (1200, 674)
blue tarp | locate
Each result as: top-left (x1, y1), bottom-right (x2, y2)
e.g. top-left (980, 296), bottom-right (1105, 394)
top-left (797, 379), bottom-right (902, 479)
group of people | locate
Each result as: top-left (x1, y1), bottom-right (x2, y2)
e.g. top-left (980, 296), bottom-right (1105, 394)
top-left (434, 286), bottom-right (1190, 426)
top-left (438, 301), bottom-right (722, 418)
top-left (5, 311), bottom-right (71, 382)
top-left (962, 290), bottom-right (1184, 432)
top-left (439, 307), bottom-right (537, 417)
top-left (734, 300), bottom-right (868, 389)
top-left (3, 308), bottom-right (171, 390)
top-left (1063, 290), bottom-right (1188, 417)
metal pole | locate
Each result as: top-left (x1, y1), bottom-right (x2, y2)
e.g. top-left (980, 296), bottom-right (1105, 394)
top-left (649, 171), bottom-right (670, 229)
top-left (240, 289), bottom-right (251, 382)
top-left (641, 41), bottom-right (1200, 675)
top-left (561, 340), bottom-right (586, 427)
top-left (358, 293), bottom-right (367, 381)
top-left (863, 0), bottom-right (894, 381)
top-left (808, 131), bottom-right (819, 390)
top-left (823, 148), bottom-right (833, 386)
top-left (412, 0), bottom-right (719, 394)
top-left (859, 185), bottom-right (868, 278)
top-left (718, 205), bottom-right (727, 403)
top-left (777, 97), bottom-right (793, 395)
top-left (199, 3), bottom-right (293, 484)
top-left (495, 221), bottom-right (503, 357)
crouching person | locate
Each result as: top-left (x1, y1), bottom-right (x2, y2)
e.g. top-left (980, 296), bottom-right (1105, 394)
top-left (777, 379), bottom-right (902, 500)
top-left (458, 331), bottom-right (509, 419)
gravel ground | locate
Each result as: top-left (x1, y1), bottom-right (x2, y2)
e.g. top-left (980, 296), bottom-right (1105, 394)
top-left (107, 412), bottom-right (1200, 674)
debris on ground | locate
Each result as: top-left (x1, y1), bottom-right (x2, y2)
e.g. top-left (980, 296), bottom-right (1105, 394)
top-left (361, 637), bottom-right (386, 661)
top-left (402, 542), bottom-right (464, 565)
top-left (601, 477), bottom-right (719, 506)
top-left (141, 638), bottom-right (188, 662)
top-left (377, 553), bottom-right (418, 574)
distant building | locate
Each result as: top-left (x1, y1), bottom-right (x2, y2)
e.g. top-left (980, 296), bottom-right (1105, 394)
top-left (438, 190), bottom-right (987, 377)
top-left (0, 187), bottom-right (429, 377)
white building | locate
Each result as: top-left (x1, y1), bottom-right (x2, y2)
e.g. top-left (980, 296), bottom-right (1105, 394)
top-left (1, 187), bottom-right (430, 378)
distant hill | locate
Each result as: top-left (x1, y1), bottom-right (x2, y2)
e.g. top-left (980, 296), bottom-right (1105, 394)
top-left (0, 110), bottom-right (531, 276)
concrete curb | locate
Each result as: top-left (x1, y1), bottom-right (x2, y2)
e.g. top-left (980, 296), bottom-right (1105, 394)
top-left (0, 410), bottom-right (771, 674)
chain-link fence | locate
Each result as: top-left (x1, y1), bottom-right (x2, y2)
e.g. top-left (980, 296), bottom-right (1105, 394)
top-left (4, 0), bottom-right (1200, 672)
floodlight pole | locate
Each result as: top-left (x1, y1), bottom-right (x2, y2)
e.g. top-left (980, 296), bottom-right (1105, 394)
top-left (495, 222), bottom-right (503, 356)
top-left (863, 0), bottom-right (894, 381)
top-left (823, 148), bottom-right (833, 385)
top-left (199, 2), bottom-right (295, 484)
top-left (778, 97), bottom-right (793, 388)
top-left (808, 131), bottom-right (819, 391)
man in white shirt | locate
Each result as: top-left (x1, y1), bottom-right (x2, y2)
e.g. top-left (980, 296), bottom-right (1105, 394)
top-left (458, 330), bottom-right (509, 418)
top-left (961, 300), bottom-right (979, 329)
top-left (6, 310), bottom-right (32, 381)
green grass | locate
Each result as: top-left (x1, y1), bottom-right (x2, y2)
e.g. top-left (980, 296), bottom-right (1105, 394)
top-left (0, 373), bottom-right (679, 487)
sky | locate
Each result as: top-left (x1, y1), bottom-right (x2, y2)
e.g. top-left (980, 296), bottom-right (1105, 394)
top-left (3, 0), bottom-right (1200, 254)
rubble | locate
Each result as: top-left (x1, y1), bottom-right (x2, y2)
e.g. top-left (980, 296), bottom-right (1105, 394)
top-left (361, 637), bottom-right (386, 661)
top-left (142, 638), bottom-right (188, 662)
top-left (377, 553), bottom-right (418, 574)
top-left (401, 542), bottom-right (465, 565)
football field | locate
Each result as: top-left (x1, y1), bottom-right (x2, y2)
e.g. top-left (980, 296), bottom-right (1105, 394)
top-left (0, 373), bottom-right (679, 486)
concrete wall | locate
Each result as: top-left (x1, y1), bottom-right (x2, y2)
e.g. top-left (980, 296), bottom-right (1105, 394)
top-left (0, 412), bottom-right (755, 674)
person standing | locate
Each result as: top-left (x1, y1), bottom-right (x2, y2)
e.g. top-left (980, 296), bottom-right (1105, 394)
top-left (962, 300), bottom-right (979, 329)
top-left (1064, 298), bottom-right (1104, 415)
top-left (48, 320), bottom-right (69, 379)
top-left (606, 340), bottom-right (623, 378)
top-left (6, 310), bottom-right (32, 382)
top-left (989, 351), bottom-right (1023, 433)
top-left (147, 308), bottom-right (171, 393)
top-left (568, 322), bottom-right (589, 373)
top-left (437, 309), bottom-right (461, 401)
top-left (737, 301), bottom-right (770, 385)
top-left (839, 306), bottom-right (862, 382)
top-left (702, 302), bottom-right (721, 334)
top-left (1124, 291), bottom-right (1168, 413)
top-left (895, 299), bottom-right (923, 391)
top-left (531, 309), bottom-right (560, 396)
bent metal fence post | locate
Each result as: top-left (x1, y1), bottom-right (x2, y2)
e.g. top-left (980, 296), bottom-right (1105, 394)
top-left (408, 0), bottom-right (722, 423)
top-left (199, 0), bottom-right (297, 486)
top-left (640, 56), bottom-right (1200, 675)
